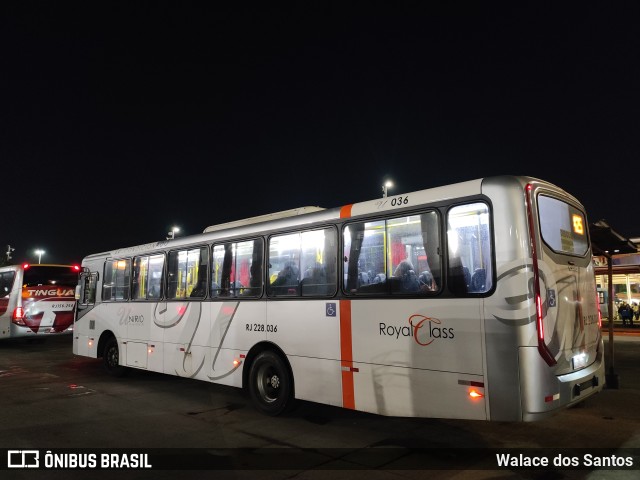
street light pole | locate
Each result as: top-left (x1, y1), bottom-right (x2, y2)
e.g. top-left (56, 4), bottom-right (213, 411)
top-left (382, 180), bottom-right (393, 198)
top-left (6, 245), bottom-right (15, 262)
top-left (35, 249), bottom-right (45, 264)
top-left (167, 226), bottom-right (180, 240)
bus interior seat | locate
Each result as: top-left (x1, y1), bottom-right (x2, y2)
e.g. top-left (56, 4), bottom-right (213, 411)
top-left (358, 271), bottom-right (371, 287)
top-left (470, 268), bottom-right (486, 292)
top-left (463, 266), bottom-right (471, 288)
top-left (372, 273), bottom-right (386, 284)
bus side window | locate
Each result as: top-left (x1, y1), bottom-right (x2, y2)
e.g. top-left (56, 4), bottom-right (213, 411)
top-left (245, 239), bottom-right (264, 297)
top-left (447, 203), bottom-right (492, 295)
top-left (0, 271), bottom-right (16, 297)
top-left (168, 248), bottom-right (203, 299)
top-left (448, 257), bottom-right (470, 295)
top-left (268, 232), bottom-right (301, 297)
top-left (237, 239), bottom-right (262, 297)
top-left (212, 243), bottom-right (233, 297)
top-left (115, 259), bottom-right (131, 300)
top-left (102, 260), bottom-right (114, 301)
top-left (344, 213), bottom-right (440, 297)
top-left (188, 247), bottom-right (208, 299)
top-left (343, 220), bottom-right (386, 294)
top-left (102, 258), bottom-right (130, 301)
top-left (147, 254), bottom-right (165, 299)
top-left (131, 256), bottom-right (146, 300)
top-left (87, 274), bottom-right (97, 304)
top-left (300, 228), bottom-right (337, 297)
top-left (167, 251), bottom-right (180, 299)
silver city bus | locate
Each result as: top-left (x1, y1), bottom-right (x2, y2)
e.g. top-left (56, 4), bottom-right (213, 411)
top-left (73, 176), bottom-right (604, 421)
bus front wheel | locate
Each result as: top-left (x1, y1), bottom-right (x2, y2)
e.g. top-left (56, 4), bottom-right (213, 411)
top-left (248, 350), bottom-right (294, 416)
top-left (103, 336), bottom-right (127, 377)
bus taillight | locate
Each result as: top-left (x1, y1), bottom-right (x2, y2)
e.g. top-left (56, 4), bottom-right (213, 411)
top-left (536, 294), bottom-right (545, 341)
top-left (11, 307), bottom-right (26, 325)
top-left (525, 183), bottom-right (557, 367)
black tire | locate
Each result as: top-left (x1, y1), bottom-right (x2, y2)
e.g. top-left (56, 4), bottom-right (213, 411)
top-left (248, 350), bottom-right (294, 416)
top-left (103, 336), bottom-right (127, 377)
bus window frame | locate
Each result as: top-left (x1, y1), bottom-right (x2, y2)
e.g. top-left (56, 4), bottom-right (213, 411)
top-left (166, 245), bottom-right (210, 301)
top-left (210, 237), bottom-right (265, 300)
top-left (266, 225), bottom-right (339, 299)
top-left (444, 199), bottom-right (496, 298)
top-left (341, 208), bottom-right (444, 297)
top-left (536, 192), bottom-right (591, 261)
top-left (102, 257), bottom-right (132, 302)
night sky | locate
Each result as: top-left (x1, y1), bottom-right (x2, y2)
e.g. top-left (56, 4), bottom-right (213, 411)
top-left (2, 3), bottom-right (639, 265)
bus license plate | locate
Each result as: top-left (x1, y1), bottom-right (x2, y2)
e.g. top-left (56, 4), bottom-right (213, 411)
top-left (572, 352), bottom-right (587, 370)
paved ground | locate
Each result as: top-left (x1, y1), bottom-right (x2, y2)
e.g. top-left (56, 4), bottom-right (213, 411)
top-left (0, 332), bottom-right (638, 480)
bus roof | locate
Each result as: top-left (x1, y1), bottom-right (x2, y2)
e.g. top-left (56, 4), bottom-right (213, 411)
top-left (203, 206), bottom-right (325, 233)
top-left (82, 175), bottom-right (574, 262)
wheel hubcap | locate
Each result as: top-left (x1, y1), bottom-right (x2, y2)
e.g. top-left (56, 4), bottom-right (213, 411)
top-left (256, 364), bottom-right (281, 403)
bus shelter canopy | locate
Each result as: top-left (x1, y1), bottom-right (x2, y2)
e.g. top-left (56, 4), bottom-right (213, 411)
top-left (589, 220), bottom-right (637, 257)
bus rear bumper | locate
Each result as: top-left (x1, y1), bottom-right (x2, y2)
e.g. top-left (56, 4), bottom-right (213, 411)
top-left (10, 324), bottom-right (73, 338)
top-left (520, 340), bottom-right (606, 422)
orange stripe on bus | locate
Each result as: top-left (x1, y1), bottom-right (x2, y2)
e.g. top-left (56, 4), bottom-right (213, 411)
top-left (340, 204), bottom-right (353, 219)
top-left (340, 299), bottom-right (355, 409)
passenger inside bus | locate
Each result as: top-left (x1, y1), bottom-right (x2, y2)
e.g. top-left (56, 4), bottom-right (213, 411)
top-left (300, 265), bottom-right (328, 296)
top-left (392, 260), bottom-right (420, 293)
top-left (270, 262), bottom-right (300, 295)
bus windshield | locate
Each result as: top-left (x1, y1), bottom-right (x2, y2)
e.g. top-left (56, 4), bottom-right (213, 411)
top-left (23, 265), bottom-right (80, 287)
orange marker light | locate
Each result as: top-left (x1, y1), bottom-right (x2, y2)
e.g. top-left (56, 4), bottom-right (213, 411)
top-left (469, 388), bottom-right (484, 399)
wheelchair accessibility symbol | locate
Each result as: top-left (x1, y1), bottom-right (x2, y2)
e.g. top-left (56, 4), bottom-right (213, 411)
top-left (547, 289), bottom-right (557, 308)
top-left (326, 302), bottom-right (336, 317)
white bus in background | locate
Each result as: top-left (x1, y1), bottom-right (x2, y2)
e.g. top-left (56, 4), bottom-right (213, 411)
top-left (0, 263), bottom-right (80, 339)
top-left (73, 176), bottom-right (604, 421)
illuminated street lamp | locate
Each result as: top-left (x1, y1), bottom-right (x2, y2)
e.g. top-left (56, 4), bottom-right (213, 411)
top-left (382, 180), bottom-right (394, 198)
top-left (167, 226), bottom-right (180, 240)
top-left (35, 249), bottom-right (45, 264)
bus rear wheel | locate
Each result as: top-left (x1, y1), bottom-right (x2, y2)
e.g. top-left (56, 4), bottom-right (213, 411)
top-left (103, 336), bottom-right (127, 377)
top-left (248, 350), bottom-right (294, 416)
